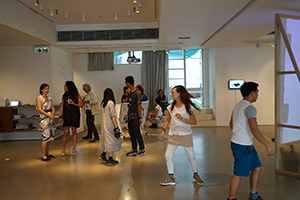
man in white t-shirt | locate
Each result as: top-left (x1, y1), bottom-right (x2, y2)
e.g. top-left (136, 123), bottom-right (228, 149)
top-left (227, 82), bottom-right (274, 200)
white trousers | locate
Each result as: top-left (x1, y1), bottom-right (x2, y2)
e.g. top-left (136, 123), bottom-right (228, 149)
top-left (165, 144), bottom-right (198, 174)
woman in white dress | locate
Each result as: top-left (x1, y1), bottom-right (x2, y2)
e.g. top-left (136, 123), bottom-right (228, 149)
top-left (36, 83), bottom-right (55, 161)
top-left (159, 85), bottom-right (204, 186)
top-left (98, 88), bottom-right (122, 165)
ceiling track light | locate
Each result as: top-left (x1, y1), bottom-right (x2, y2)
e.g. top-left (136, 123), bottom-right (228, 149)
top-left (127, 10), bottom-right (131, 17)
top-left (50, 8), bottom-right (54, 16)
top-left (152, 46), bottom-right (156, 52)
top-left (35, 0), bottom-right (39, 6)
top-left (255, 42), bottom-right (261, 48)
top-left (138, 1), bottom-right (142, 8)
top-left (82, 14), bottom-right (85, 22)
top-left (135, 6), bottom-right (140, 13)
top-left (115, 13), bottom-right (118, 20)
top-left (65, 12), bottom-right (69, 19)
top-left (39, 3), bottom-right (43, 11)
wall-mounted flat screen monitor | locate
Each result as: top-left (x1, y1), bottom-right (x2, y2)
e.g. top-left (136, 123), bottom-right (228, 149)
top-left (10, 100), bottom-right (20, 107)
top-left (228, 79), bottom-right (244, 90)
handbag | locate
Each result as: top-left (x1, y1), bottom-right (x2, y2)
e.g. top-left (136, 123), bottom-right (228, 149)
top-left (91, 101), bottom-right (101, 115)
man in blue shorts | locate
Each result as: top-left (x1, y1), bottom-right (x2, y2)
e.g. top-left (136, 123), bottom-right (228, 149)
top-left (227, 82), bottom-right (274, 200)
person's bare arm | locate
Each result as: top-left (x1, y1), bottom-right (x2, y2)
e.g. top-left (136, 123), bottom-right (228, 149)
top-left (175, 111), bottom-right (197, 125)
top-left (229, 116), bottom-right (233, 130)
top-left (159, 112), bottom-right (171, 140)
top-left (248, 118), bottom-right (274, 156)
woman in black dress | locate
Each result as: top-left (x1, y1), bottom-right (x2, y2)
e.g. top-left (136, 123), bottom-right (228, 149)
top-left (59, 81), bottom-right (83, 156)
top-left (157, 89), bottom-right (168, 113)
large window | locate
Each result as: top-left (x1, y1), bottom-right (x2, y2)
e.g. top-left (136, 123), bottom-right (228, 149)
top-left (114, 51), bottom-right (142, 64)
top-left (168, 49), bottom-right (203, 108)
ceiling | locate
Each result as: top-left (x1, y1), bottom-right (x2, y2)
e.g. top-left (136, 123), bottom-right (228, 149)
top-left (1, 0), bottom-right (300, 53)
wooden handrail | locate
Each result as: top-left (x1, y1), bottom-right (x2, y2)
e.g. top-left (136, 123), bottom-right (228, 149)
top-left (277, 124), bottom-right (300, 130)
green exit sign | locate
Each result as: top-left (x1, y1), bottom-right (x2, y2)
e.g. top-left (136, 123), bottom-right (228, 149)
top-left (35, 47), bottom-right (49, 54)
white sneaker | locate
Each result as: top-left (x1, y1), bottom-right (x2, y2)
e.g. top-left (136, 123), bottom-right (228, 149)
top-left (160, 176), bottom-right (176, 186)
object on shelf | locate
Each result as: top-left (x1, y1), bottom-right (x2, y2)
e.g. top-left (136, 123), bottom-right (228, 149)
top-left (27, 115), bottom-right (39, 119)
top-left (13, 114), bottom-right (25, 120)
top-left (15, 123), bottom-right (34, 130)
top-left (0, 97), bottom-right (9, 107)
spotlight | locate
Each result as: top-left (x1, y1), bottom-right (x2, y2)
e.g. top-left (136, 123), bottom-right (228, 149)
top-left (127, 10), bottom-right (131, 17)
top-left (65, 12), bottom-right (68, 19)
top-left (39, 4), bottom-right (43, 11)
top-left (166, 50), bottom-right (170, 54)
top-left (255, 42), bottom-right (261, 48)
top-left (271, 43), bottom-right (275, 48)
top-left (152, 46), bottom-right (156, 52)
top-left (133, 0), bottom-right (137, 3)
top-left (82, 14), bottom-right (85, 22)
top-left (138, 1), bottom-right (142, 8)
top-left (35, 0), bottom-right (39, 6)
top-left (89, 47), bottom-right (93, 53)
top-left (135, 6), bottom-right (140, 13)
top-left (50, 8), bottom-right (54, 16)
top-left (115, 13), bottom-right (118, 20)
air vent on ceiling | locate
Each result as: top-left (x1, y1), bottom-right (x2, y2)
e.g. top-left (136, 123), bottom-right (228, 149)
top-left (178, 37), bottom-right (191, 39)
top-left (57, 28), bottom-right (159, 42)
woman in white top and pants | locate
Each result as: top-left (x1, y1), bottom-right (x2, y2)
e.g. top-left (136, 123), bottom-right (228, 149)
top-left (159, 85), bottom-right (204, 186)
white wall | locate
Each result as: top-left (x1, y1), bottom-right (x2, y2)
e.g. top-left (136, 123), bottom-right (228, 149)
top-left (0, 0), bottom-right (56, 43)
top-left (73, 54), bottom-right (141, 124)
top-left (0, 46), bottom-right (73, 105)
top-left (215, 45), bottom-right (274, 126)
top-left (0, 46), bottom-right (52, 104)
top-left (50, 46), bottom-right (74, 103)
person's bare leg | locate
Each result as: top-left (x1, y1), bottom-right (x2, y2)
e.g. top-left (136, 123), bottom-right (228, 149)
top-left (41, 142), bottom-right (47, 159)
top-left (71, 127), bottom-right (77, 150)
top-left (62, 127), bottom-right (69, 151)
top-left (250, 167), bottom-right (261, 194)
top-left (45, 141), bottom-right (50, 156)
top-left (229, 175), bottom-right (242, 199)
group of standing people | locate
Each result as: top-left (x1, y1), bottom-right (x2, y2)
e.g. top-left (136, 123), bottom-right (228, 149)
top-left (36, 77), bottom-right (273, 199)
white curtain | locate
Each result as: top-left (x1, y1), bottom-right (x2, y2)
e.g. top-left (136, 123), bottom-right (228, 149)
top-left (141, 50), bottom-right (168, 111)
top-left (87, 52), bottom-right (114, 71)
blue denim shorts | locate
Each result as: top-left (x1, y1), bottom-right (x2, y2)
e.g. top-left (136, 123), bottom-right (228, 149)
top-left (231, 142), bottom-right (262, 177)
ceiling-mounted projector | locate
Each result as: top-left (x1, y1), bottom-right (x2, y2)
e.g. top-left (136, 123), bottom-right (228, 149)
top-left (127, 51), bottom-right (141, 63)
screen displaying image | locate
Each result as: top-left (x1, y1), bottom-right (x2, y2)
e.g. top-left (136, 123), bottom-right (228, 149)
top-left (228, 79), bottom-right (244, 89)
top-left (10, 100), bottom-right (19, 107)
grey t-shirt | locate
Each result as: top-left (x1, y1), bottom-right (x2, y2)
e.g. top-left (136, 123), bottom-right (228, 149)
top-left (128, 89), bottom-right (141, 119)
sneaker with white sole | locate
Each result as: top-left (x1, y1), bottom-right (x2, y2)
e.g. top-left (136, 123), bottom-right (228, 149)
top-left (193, 173), bottom-right (204, 185)
top-left (160, 176), bottom-right (176, 186)
top-left (126, 149), bottom-right (137, 156)
top-left (135, 149), bottom-right (146, 157)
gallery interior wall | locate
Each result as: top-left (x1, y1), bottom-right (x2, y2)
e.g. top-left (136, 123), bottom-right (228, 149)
top-left (0, 45), bottom-right (275, 127)
top-left (73, 53), bottom-right (142, 125)
top-left (215, 45), bottom-right (275, 126)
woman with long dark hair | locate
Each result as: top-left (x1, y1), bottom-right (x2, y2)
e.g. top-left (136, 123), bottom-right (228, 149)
top-left (36, 83), bottom-right (55, 161)
top-left (59, 81), bottom-right (83, 156)
top-left (159, 85), bottom-right (204, 186)
top-left (98, 88), bottom-right (122, 165)
top-left (157, 89), bottom-right (168, 113)
top-left (136, 84), bottom-right (148, 101)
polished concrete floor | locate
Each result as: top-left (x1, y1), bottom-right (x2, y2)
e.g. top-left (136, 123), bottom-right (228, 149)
top-left (0, 126), bottom-right (300, 200)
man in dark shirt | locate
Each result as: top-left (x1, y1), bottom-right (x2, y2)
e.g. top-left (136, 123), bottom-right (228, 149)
top-left (125, 76), bottom-right (145, 157)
